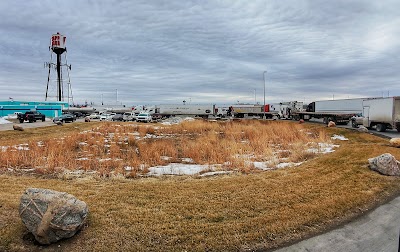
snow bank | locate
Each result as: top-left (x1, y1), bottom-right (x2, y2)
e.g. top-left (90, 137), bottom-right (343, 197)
top-left (0, 117), bottom-right (12, 124)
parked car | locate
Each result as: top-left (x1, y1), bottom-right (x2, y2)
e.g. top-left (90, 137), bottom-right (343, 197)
top-left (136, 113), bottom-right (152, 123)
top-left (100, 113), bottom-right (116, 121)
top-left (72, 111), bottom-right (85, 118)
top-left (122, 112), bottom-right (135, 121)
top-left (18, 111), bottom-right (46, 123)
top-left (112, 114), bottom-right (124, 121)
top-left (53, 113), bottom-right (76, 123)
top-left (89, 113), bottom-right (100, 119)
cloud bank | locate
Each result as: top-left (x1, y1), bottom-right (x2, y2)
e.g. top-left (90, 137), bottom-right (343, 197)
top-left (0, 0), bottom-right (399, 105)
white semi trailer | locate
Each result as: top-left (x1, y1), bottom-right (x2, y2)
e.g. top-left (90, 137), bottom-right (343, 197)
top-left (156, 104), bottom-right (216, 118)
top-left (293, 98), bottom-right (367, 124)
top-left (356, 97), bottom-right (400, 132)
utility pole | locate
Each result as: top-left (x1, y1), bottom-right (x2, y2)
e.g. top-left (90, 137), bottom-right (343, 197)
top-left (263, 71), bottom-right (267, 119)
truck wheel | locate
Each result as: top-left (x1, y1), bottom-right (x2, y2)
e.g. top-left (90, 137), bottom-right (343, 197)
top-left (376, 124), bottom-right (386, 132)
top-left (42, 118), bottom-right (45, 122)
top-left (323, 117), bottom-right (329, 124)
top-left (19, 120), bottom-right (24, 123)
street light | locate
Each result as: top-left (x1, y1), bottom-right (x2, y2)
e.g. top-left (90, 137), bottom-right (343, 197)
top-left (263, 71), bottom-right (267, 119)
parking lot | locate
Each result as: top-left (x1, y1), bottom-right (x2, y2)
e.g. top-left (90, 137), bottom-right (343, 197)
top-left (0, 118), bottom-right (85, 131)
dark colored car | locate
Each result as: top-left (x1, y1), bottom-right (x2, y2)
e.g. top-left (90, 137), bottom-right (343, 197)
top-left (53, 113), bottom-right (76, 123)
top-left (112, 114), bottom-right (124, 121)
top-left (18, 111), bottom-right (46, 123)
top-left (72, 111), bottom-right (84, 118)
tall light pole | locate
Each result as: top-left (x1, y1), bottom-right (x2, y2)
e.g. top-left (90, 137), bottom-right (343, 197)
top-left (263, 71), bottom-right (267, 119)
top-left (254, 88), bottom-right (256, 104)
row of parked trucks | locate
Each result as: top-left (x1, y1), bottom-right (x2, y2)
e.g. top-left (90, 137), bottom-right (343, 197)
top-left (67, 96), bottom-right (400, 132)
top-left (217, 97), bottom-right (400, 132)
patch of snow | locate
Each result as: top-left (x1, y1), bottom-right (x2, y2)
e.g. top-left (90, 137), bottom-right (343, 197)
top-left (184, 117), bottom-right (195, 121)
top-left (276, 162), bottom-right (303, 169)
top-left (0, 117), bottom-right (12, 124)
top-left (14, 144), bottom-right (29, 151)
top-left (331, 134), bottom-right (348, 141)
top-left (181, 157), bottom-right (194, 163)
top-left (252, 162), bottom-right (273, 170)
top-left (147, 163), bottom-right (211, 176)
top-left (161, 156), bottom-right (172, 161)
top-left (307, 143), bottom-right (339, 154)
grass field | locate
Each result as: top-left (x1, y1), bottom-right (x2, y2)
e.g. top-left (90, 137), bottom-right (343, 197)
top-left (1, 120), bottom-right (400, 251)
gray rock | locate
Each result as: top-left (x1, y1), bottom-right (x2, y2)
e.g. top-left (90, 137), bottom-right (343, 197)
top-left (368, 153), bottom-right (400, 176)
top-left (13, 124), bottom-right (24, 131)
top-left (19, 188), bottom-right (88, 244)
top-left (357, 125), bottom-right (368, 133)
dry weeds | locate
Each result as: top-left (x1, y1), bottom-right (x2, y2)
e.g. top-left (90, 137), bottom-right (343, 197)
top-left (0, 120), bottom-right (330, 177)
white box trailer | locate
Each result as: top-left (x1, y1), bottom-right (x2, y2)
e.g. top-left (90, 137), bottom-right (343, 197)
top-left (293, 98), bottom-right (368, 124)
top-left (361, 97), bottom-right (400, 132)
top-left (314, 98), bottom-right (365, 113)
top-left (157, 104), bottom-right (216, 118)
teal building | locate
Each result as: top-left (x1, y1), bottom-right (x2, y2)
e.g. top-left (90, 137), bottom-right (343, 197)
top-left (0, 100), bottom-right (68, 118)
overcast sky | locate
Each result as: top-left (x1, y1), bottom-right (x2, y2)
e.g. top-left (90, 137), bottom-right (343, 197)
top-left (0, 0), bottom-right (399, 106)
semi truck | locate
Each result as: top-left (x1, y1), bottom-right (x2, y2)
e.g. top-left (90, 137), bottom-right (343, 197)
top-left (232, 102), bottom-right (303, 119)
top-left (292, 98), bottom-right (367, 124)
top-left (351, 97), bottom-right (400, 132)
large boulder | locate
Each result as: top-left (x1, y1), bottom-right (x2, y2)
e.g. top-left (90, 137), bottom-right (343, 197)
top-left (13, 124), bottom-right (24, 131)
top-left (328, 121), bottom-right (336, 127)
top-left (19, 188), bottom-right (88, 244)
top-left (368, 153), bottom-right (400, 176)
top-left (389, 138), bottom-right (400, 148)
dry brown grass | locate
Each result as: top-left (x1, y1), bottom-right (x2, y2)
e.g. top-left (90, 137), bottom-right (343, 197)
top-left (1, 121), bottom-right (400, 251)
top-left (0, 120), bottom-right (330, 176)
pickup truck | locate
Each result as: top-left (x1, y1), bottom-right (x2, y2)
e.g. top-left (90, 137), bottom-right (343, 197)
top-left (18, 111), bottom-right (46, 123)
top-left (136, 113), bottom-right (152, 123)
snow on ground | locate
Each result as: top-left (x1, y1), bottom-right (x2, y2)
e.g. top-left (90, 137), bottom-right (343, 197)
top-left (276, 162), bottom-right (303, 169)
top-left (147, 163), bottom-right (212, 176)
top-left (307, 143), bottom-right (339, 154)
top-left (0, 117), bottom-right (12, 124)
top-left (161, 116), bottom-right (196, 125)
top-left (331, 134), bottom-right (349, 141)
top-left (252, 162), bottom-right (273, 170)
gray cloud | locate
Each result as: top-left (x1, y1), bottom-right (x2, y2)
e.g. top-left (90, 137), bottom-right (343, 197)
top-left (0, 0), bottom-right (399, 105)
